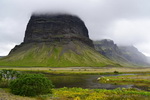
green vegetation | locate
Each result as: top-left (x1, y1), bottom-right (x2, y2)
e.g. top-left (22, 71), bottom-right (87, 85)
top-left (0, 88), bottom-right (36, 100)
top-left (0, 69), bottom-right (20, 80)
top-left (0, 69), bottom-right (54, 98)
top-left (98, 74), bottom-right (150, 91)
top-left (9, 73), bottom-right (54, 96)
top-left (1, 87), bottom-right (150, 100)
top-left (0, 68), bottom-right (150, 99)
top-left (0, 41), bottom-right (118, 67)
top-left (0, 69), bottom-right (20, 88)
top-left (1, 67), bottom-right (150, 75)
top-left (52, 87), bottom-right (150, 100)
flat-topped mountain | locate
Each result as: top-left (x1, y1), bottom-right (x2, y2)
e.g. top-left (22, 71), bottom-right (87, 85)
top-left (0, 14), bottom-right (116, 67)
top-left (23, 14), bottom-right (93, 47)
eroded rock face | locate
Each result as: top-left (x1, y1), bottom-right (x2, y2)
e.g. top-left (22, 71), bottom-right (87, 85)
top-left (94, 39), bottom-right (122, 59)
top-left (24, 14), bottom-right (93, 47)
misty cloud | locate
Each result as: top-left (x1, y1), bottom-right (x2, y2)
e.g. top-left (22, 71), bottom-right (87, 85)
top-left (0, 0), bottom-right (150, 56)
top-left (0, 42), bottom-right (15, 56)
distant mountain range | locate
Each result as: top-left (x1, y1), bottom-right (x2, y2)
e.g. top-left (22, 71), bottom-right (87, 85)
top-left (94, 39), bottom-right (150, 66)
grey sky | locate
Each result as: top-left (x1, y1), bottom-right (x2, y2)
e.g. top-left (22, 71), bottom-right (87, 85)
top-left (0, 0), bottom-right (150, 56)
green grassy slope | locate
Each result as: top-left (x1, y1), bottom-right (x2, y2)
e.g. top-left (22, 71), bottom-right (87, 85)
top-left (0, 41), bottom-right (119, 67)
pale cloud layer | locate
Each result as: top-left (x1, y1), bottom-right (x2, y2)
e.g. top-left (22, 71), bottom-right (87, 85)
top-left (0, 0), bottom-right (150, 56)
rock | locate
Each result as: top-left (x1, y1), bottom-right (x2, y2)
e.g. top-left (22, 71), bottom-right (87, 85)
top-left (24, 14), bottom-right (93, 47)
top-left (97, 76), bottom-right (105, 81)
top-left (94, 39), bottom-right (122, 57)
top-left (97, 77), bottom-right (101, 81)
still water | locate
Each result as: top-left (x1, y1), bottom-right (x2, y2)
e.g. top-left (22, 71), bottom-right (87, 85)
top-left (46, 74), bottom-right (133, 89)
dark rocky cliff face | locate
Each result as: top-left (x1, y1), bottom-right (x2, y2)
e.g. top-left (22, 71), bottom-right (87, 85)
top-left (23, 14), bottom-right (93, 47)
top-left (94, 39), bottom-right (122, 57)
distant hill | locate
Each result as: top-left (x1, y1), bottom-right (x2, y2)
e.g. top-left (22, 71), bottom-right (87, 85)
top-left (94, 39), bottom-right (128, 63)
top-left (94, 39), bottom-right (149, 66)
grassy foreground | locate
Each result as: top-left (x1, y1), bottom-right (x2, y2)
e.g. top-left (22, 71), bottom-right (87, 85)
top-left (1, 67), bottom-right (150, 99)
top-left (0, 87), bottom-right (150, 100)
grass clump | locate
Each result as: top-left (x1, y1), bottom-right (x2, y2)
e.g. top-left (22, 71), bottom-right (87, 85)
top-left (114, 70), bottom-right (119, 74)
top-left (9, 73), bottom-right (54, 96)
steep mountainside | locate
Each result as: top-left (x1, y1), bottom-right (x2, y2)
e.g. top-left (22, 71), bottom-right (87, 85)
top-left (148, 57), bottom-right (150, 63)
top-left (0, 14), bottom-right (117, 67)
top-left (0, 41), bottom-right (116, 67)
top-left (94, 39), bottom-right (149, 66)
top-left (119, 46), bottom-right (149, 66)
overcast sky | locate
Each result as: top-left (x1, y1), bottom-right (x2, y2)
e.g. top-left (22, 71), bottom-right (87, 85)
top-left (0, 0), bottom-right (150, 56)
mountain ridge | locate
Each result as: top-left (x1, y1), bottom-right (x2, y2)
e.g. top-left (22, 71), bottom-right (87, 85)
top-left (94, 39), bottom-right (149, 66)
